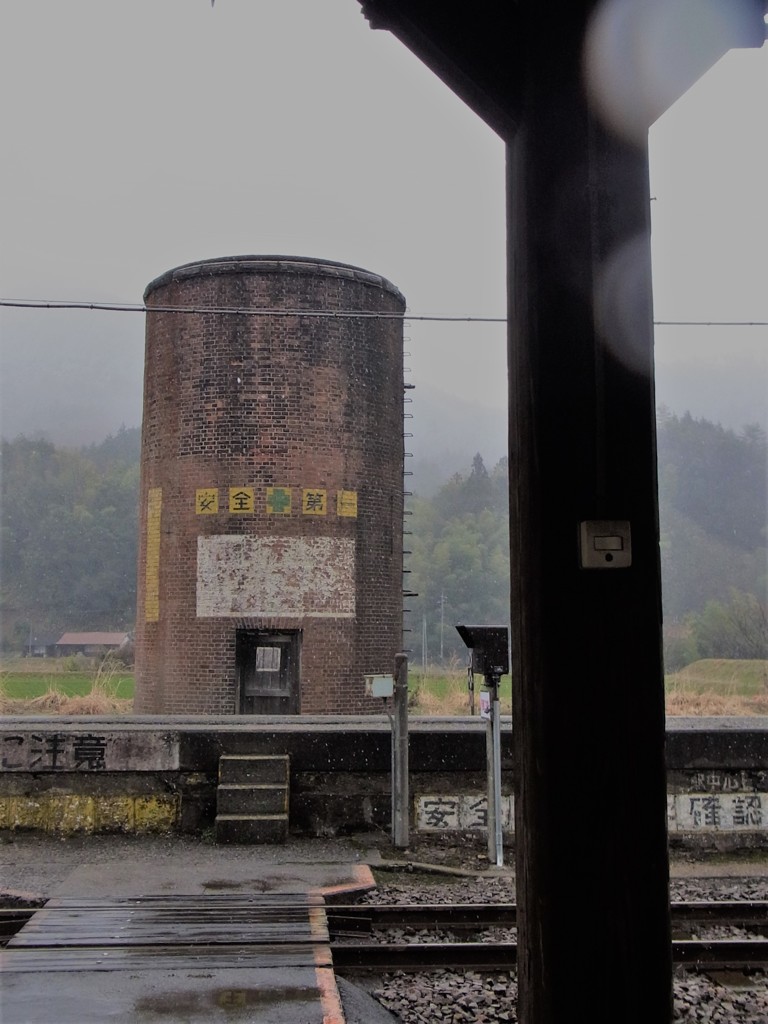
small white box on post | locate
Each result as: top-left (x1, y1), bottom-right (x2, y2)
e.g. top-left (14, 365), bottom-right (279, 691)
top-left (364, 664), bottom-right (408, 849)
top-left (364, 674), bottom-right (394, 699)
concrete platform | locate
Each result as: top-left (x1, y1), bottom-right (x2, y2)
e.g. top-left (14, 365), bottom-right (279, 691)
top-left (1, 965), bottom-right (342, 1023)
top-left (1, 858), bottom-right (376, 1024)
top-left (52, 858), bottom-right (375, 899)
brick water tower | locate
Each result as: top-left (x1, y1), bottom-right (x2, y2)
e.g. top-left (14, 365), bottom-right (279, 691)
top-left (133, 256), bottom-right (405, 715)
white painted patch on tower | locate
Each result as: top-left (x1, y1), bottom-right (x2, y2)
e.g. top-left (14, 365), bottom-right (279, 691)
top-left (196, 536), bottom-right (356, 618)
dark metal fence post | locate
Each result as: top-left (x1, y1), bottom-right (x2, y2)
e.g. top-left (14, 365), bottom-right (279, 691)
top-left (392, 653), bottom-right (409, 848)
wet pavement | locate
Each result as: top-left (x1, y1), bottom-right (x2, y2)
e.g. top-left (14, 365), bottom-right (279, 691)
top-left (0, 832), bottom-right (384, 901)
top-left (2, 831), bottom-right (765, 1022)
top-left (0, 833), bottom-right (388, 1024)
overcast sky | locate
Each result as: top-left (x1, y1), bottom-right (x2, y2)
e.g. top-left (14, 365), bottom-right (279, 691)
top-left (1, 0), bottom-right (766, 449)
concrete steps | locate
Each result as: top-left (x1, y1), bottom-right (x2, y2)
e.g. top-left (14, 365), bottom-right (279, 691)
top-left (215, 755), bottom-right (289, 844)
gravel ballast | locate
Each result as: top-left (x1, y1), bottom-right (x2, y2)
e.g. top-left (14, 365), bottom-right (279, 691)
top-left (346, 875), bottom-right (768, 1024)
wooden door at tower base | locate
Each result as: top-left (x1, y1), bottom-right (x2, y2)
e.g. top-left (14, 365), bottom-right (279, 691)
top-left (236, 630), bottom-right (300, 714)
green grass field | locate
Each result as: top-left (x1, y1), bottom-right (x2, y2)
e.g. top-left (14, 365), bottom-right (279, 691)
top-left (413, 659), bottom-right (767, 715)
top-left (665, 659), bottom-right (768, 697)
top-left (1, 658), bottom-right (764, 714)
top-left (410, 669), bottom-right (512, 714)
top-left (1, 672), bottom-right (135, 700)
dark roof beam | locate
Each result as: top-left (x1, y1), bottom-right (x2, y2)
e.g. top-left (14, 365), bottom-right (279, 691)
top-left (361, 1), bottom-right (766, 142)
top-left (359, 0), bottom-right (523, 139)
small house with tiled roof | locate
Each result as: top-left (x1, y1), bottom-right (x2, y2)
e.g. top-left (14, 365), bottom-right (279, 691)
top-left (55, 632), bottom-right (131, 657)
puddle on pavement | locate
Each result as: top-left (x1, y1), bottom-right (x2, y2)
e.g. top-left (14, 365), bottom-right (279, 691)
top-left (202, 879), bottom-right (270, 892)
top-left (135, 986), bottom-right (316, 1017)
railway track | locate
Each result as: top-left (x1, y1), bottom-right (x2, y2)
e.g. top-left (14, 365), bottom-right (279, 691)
top-left (327, 901), bottom-right (768, 973)
top-left (331, 938), bottom-right (768, 972)
top-left (2, 899), bottom-right (766, 974)
top-left (326, 901), bottom-right (768, 933)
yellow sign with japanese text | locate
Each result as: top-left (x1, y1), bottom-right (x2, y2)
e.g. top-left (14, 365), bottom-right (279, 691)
top-left (229, 487), bottom-right (254, 513)
top-left (336, 490), bottom-right (358, 517)
top-left (302, 489), bottom-right (327, 515)
top-left (196, 488), bottom-right (218, 514)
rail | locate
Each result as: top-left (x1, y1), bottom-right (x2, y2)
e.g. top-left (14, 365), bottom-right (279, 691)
top-left (2, 899), bottom-right (765, 974)
top-left (331, 939), bottom-right (768, 972)
top-left (326, 900), bottom-right (768, 934)
top-left (327, 900), bottom-right (768, 973)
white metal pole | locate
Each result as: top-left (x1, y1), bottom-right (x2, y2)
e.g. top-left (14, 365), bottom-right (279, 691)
top-left (485, 696), bottom-right (496, 864)
top-left (492, 691), bottom-right (503, 866)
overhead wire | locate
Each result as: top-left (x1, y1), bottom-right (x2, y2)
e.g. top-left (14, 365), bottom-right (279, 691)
top-left (0, 299), bottom-right (499, 323)
top-left (1, 298), bottom-right (767, 327)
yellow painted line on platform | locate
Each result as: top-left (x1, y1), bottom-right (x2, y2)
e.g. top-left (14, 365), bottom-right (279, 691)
top-left (0, 794), bottom-right (178, 834)
top-left (133, 794), bottom-right (179, 831)
top-left (55, 795), bottom-right (96, 832)
top-left (93, 796), bottom-right (135, 831)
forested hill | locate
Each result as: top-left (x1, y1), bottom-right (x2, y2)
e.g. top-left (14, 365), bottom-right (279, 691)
top-left (656, 412), bottom-right (766, 620)
top-left (410, 416), bottom-right (766, 665)
top-left (1, 427), bottom-right (140, 648)
top-left (1, 417), bottom-right (765, 666)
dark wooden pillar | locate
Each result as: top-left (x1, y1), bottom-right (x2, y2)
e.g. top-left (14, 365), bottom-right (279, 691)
top-left (356, 3), bottom-right (682, 1019)
top-left (507, 7), bottom-right (672, 1023)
